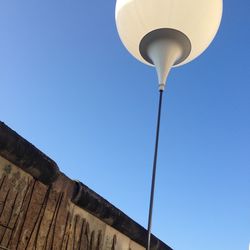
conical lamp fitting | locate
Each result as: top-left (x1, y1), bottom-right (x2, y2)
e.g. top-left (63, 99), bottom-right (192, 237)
top-left (139, 28), bottom-right (192, 91)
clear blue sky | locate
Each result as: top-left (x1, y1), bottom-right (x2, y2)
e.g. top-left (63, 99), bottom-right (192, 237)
top-left (0, 1), bottom-right (249, 250)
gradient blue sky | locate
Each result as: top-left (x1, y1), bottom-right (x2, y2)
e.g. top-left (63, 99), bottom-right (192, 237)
top-left (0, 1), bottom-right (249, 250)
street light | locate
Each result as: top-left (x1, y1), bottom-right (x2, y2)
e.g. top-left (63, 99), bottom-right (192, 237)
top-left (115, 0), bottom-right (223, 249)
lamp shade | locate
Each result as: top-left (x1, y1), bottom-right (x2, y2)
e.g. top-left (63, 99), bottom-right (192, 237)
top-left (115, 0), bottom-right (223, 67)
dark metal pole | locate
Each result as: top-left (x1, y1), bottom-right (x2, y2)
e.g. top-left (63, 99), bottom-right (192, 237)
top-left (147, 89), bottom-right (164, 250)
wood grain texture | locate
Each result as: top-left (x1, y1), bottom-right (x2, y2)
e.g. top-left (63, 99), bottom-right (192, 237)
top-left (0, 121), bottom-right (173, 250)
top-left (0, 157), bottom-right (144, 250)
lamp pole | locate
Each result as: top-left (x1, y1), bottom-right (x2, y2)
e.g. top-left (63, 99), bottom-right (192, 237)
top-left (147, 89), bottom-right (164, 250)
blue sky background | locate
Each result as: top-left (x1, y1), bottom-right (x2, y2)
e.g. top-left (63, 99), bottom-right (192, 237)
top-left (0, 1), bottom-right (249, 250)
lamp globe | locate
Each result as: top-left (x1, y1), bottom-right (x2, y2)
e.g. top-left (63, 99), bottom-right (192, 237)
top-left (115, 0), bottom-right (223, 89)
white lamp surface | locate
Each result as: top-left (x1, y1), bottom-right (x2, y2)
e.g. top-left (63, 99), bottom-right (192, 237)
top-left (115, 0), bottom-right (223, 67)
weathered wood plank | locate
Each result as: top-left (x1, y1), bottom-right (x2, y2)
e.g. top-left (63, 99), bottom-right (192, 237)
top-left (9, 179), bottom-right (36, 250)
top-left (0, 121), bottom-right (173, 250)
top-left (0, 156), bottom-right (148, 250)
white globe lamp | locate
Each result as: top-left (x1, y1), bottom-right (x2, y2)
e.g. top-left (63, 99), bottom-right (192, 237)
top-left (115, 1), bottom-right (223, 249)
top-left (116, 0), bottom-right (223, 90)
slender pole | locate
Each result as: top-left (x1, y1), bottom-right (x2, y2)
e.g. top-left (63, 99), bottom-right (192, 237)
top-left (147, 89), bottom-right (164, 250)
